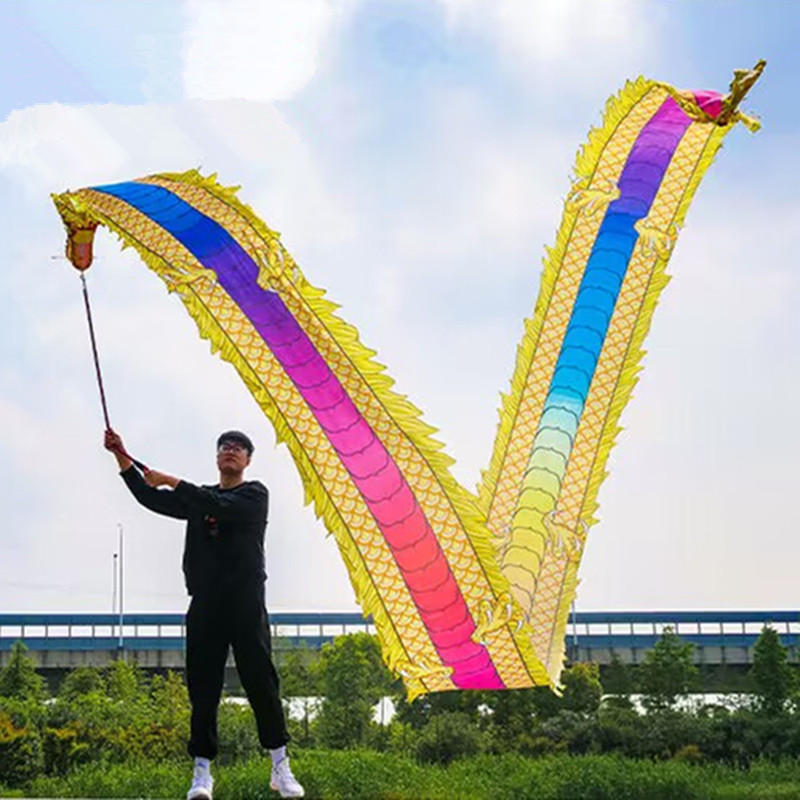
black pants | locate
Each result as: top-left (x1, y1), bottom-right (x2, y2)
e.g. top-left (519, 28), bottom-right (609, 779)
top-left (186, 583), bottom-right (288, 758)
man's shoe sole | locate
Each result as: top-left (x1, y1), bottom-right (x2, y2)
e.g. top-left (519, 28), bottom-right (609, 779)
top-left (269, 780), bottom-right (304, 798)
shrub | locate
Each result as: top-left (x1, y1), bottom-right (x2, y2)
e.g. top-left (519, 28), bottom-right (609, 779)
top-left (26, 760), bottom-right (189, 799)
top-left (385, 720), bottom-right (415, 757)
top-left (394, 685), bottom-right (485, 730)
top-left (590, 705), bottom-right (645, 756)
top-left (42, 724), bottom-right (90, 775)
top-left (0, 695), bottom-right (46, 730)
top-left (58, 666), bottom-right (104, 702)
top-left (537, 710), bottom-right (586, 745)
top-left (105, 659), bottom-right (144, 702)
top-left (216, 701), bottom-right (261, 765)
top-left (149, 671), bottom-right (190, 730)
top-left (39, 684), bottom-right (190, 770)
top-left (700, 710), bottom-right (761, 768)
top-left (516, 733), bottom-right (565, 757)
top-left (0, 712), bottom-right (44, 787)
top-left (673, 743), bottom-right (703, 764)
top-left (415, 711), bottom-right (482, 765)
top-left (634, 709), bottom-right (709, 761)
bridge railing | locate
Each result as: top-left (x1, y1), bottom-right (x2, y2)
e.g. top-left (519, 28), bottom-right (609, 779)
top-left (0, 612), bottom-right (376, 653)
top-left (1, 611), bottom-right (798, 664)
top-left (563, 610), bottom-right (800, 663)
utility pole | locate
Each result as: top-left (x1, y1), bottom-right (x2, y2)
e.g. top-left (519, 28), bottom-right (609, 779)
top-left (112, 552), bottom-right (118, 637)
top-left (118, 523), bottom-right (124, 655)
top-left (571, 599), bottom-right (578, 661)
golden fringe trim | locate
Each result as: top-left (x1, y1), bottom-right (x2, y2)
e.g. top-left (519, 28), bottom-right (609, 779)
top-left (477, 76), bottom-right (653, 523)
top-left (543, 122), bottom-right (736, 682)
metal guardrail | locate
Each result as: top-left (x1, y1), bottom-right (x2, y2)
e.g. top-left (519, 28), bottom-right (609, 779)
top-left (1, 611), bottom-right (798, 661)
top-left (0, 612), bottom-right (373, 653)
top-left (565, 611), bottom-right (800, 664)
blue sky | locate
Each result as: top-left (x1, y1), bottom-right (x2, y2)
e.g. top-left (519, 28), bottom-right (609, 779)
top-left (0, 0), bottom-right (797, 614)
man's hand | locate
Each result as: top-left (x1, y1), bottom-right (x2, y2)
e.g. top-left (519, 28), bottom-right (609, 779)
top-left (104, 429), bottom-right (124, 453)
top-left (104, 429), bottom-right (132, 472)
top-left (143, 469), bottom-right (180, 490)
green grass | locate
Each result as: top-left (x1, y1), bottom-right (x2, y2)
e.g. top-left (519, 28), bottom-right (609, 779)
top-left (8, 753), bottom-right (800, 799)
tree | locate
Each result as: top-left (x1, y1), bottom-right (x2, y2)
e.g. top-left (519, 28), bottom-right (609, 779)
top-left (394, 685), bottom-right (483, 730)
top-left (150, 671), bottom-right (190, 728)
top-left (314, 633), bottom-right (391, 749)
top-left (482, 663), bottom-right (602, 749)
top-left (530, 685), bottom-right (564, 719)
top-left (279, 647), bottom-right (318, 698)
top-left (481, 688), bottom-right (538, 750)
top-left (750, 626), bottom-right (794, 716)
top-left (279, 647), bottom-right (319, 746)
top-left (603, 654), bottom-right (634, 710)
top-left (603, 654), bottom-right (632, 695)
top-left (562, 662), bottom-right (603, 714)
top-left (0, 643), bottom-right (46, 702)
top-left (415, 711), bottom-right (482, 765)
top-left (638, 627), bottom-right (697, 712)
top-left (105, 659), bottom-right (143, 703)
top-left (59, 666), bottom-right (103, 702)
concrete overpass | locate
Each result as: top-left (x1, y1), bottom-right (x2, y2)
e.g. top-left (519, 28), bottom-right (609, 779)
top-left (2, 611), bottom-right (798, 675)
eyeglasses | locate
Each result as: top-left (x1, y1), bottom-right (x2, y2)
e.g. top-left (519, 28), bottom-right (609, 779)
top-left (218, 442), bottom-right (248, 454)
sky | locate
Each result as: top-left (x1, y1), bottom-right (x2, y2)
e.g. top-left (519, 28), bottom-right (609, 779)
top-left (0, 0), bottom-right (798, 616)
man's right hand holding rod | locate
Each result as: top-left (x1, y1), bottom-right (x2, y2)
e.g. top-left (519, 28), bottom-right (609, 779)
top-left (104, 428), bottom-right (133, 472)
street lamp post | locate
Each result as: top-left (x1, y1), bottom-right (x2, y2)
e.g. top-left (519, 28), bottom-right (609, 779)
top-left (112, 552), bottom-right (118, 637)
top-left (571, 600), bottom-right (578, 661)
top-left (118, 524), bottom-right (124, 655)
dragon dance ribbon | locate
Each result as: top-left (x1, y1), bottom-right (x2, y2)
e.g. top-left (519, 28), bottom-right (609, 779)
top-left (53, 64), bottom-right (762, 698)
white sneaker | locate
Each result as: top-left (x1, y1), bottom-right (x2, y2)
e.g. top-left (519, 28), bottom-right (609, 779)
top-left (187, 765), bottom-right (213, 800)
top-left (270, 757), bottom-right (304, 798)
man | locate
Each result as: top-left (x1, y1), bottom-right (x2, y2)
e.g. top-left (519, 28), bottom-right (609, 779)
top-left (104, 428), bottom-right (304, 800)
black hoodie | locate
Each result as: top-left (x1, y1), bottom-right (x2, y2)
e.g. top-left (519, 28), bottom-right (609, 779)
top-left (120, 466), bottom-right (268, 595)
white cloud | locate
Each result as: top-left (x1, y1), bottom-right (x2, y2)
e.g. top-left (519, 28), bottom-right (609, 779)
top-left (181, 0), bottom-right (351, 102)
top-left (0, 105), bottom-right (130, 194)
top-left (187, 99), bottom-right (359, 247)
top-left (386, 88), bottom-right (571, 271)
top-left (437, 0), bottom-right (656, 84)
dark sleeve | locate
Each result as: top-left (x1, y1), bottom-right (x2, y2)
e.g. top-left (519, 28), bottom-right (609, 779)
top-left (172, 480), bottom-right (268, 522)
top-left (120, 467), bottom-right (191, 520)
